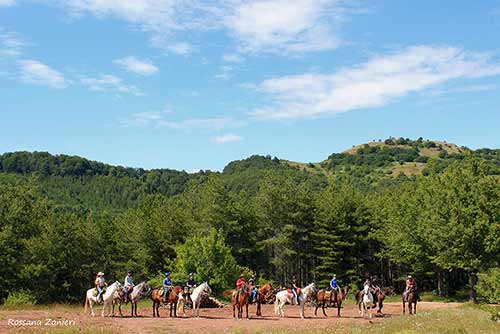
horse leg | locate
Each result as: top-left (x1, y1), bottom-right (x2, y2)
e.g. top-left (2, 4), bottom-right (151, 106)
top-left (246, 302), bottom-right (249, 320)
top-left (337, 302), bottom-right (341, 317)
top-left (322, 302), bottom-right (328, 317)
top-left (89, 299), bottom-right (95, 317)
top-left (174, 301), bottom-right (177, 318)
top-left (402, 300), bottom-right (406, 315)
top-left (414, 301), bottom-right (417, 315)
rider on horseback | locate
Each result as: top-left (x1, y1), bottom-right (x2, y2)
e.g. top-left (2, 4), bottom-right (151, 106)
top-left (329, 274), bottom-right (340, 293)
top-left (95, 272), bottom-right (107, 303)
top-left (186, 273), bottom-right (196, 301)
top-left (163, 272), bottom-right (172, 303)
top-left (291, 275), bottom-right (299, 305)
top-left (248, 274), bottom-right (258, 303)
top-left (123, 271), bottom-right (134, 302)
top-left (404, 275), bottom-right (421, 301)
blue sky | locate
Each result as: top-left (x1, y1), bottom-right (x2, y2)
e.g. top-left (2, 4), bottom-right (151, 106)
top-left (1, 1), bottom-right (499, 171)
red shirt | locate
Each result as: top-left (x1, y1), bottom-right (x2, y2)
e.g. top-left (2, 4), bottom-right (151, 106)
top-left (236, 278), bottom-right (245, 289)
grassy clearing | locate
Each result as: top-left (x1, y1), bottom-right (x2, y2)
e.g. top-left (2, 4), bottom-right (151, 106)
top-left (250, 304), bottom-right (498, 334)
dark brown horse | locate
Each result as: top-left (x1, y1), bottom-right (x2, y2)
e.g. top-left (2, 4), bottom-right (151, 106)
top-left (255, 283), bottom-right (273, 316)
top-left (402, 287), bottom-right (417, 315)
top-left (355, 286), bottom-right (386, 315)
top-left (151, 286), bottom-right (183, 318)
top-left (314, 286), bottom-right (349, 317)
top-left (232, 282), bottom-right (251, 319)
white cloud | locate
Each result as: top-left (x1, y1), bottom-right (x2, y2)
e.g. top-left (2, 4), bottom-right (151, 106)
top-left (222, 53), bottom-right (244, 62)
top-left (81, 74), bottom-right (144, 96)
top-left (164, 42), bottom-right (194, 55)
top-left (0, 0), bottom-right (16, 7)
top-left (113, 56), bottom-right (158, 75)
top-left (52, 1), bottom-right (350, 54)
top-left (128, 111), bottom-right (231, 130)
top-left (18, 59), bottom-right (69, 88)
top-left (223, 0), bottom-right (342, 53)
top-left (212, 133), bottom-right (243, 144)
top-left (0, 29), bottom-right (29, 57)
top-left (251, 45), bottom-right (500, 119)
top-left (214, 65), bottom-right (233, 80)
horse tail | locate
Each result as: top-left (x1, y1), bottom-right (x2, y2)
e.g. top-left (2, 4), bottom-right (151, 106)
top-left (222, 289), bottom-right (234, 298)
top-left (84, 295), bottom-right (88, 314)
top-left (274, 296), bottom-right (279, 315)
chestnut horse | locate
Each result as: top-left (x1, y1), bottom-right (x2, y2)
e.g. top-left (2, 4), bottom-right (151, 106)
top-left (402, 287), bottom-right (417, 315)
top-left (232, 282), bottom-right (252, 319)
top-left (255, 283), bottom-right (273, 316)
top-left (151, 286), bottom-right (183, 318)
top-left (314, 286), bottom-right (349, 317)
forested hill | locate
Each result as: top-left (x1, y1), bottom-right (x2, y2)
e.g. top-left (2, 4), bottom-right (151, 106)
top-left (0, 137), bottom-right (498, 212)
top-left (0, 137), bottom-right (499, 304)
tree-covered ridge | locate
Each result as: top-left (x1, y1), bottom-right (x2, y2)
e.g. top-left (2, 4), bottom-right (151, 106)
top-left (0, 138), bottom-right (498, 305)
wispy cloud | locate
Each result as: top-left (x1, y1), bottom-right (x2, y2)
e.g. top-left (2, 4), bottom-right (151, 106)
top-left (424, 84), bottom-right (498, 97)
top-left (0, 0), bottom-right (16, 7)
top-left (214, 65), bottom-right (234, 80)
top-left (18, 59), bottom-right (69, 88)
top-left (127, 111), bottom-right (231, 130)
top-left (52, 1), bottom-right (353, 55)
top-left (223, 0), bottom-right (343, 54)
top-left (81, 74), bottom-right (144, 96)
top-left (251, 45), bottom-right (500, 119)
top-left (0, 29), bottom-right (29, 57)
top-left (212, 133), bottom-right (243, 144)
top-left (113, 56), bottom-right (158, 75)
top-left (222, 53), bottom-right (244, 63)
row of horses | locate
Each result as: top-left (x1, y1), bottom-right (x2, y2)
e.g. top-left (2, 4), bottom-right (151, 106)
top-left (84, 281), bottom-right (417, 319)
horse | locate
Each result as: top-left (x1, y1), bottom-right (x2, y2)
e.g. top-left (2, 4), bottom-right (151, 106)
top-left (255, 283), bottom-right (273, 316)
top-left (190, 282), bottom-right (212, 317)
top-left (314, 285), bottom-right (349, 317)
top-left (274, 283), bottom-right (315, 319)
top-left (84, 281), bottom-right (122, 317)
top-left (358, 284), bottom-right (373, 319)
top-left (151, 286), bottom-right (183, 318)
top-left (232, 282), bottom-right (252, 319)
top-left (372, 286), bottom-right (386, 315)
top-left (112, 282), bottom-right (150, 317)
top-left (402, 287), bottom-right (417, 315)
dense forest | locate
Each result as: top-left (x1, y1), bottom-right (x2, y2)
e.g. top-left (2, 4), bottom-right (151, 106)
top-left (0, 138), bottom-right (498, 304)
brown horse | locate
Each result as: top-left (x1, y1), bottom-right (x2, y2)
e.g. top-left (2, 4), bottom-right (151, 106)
top-left (402, 287), bottom-right (417, 315)
top-left (151, 286), bottom-right (183, 318)
top-left (255, 283), bottom-right (273, 316)
top-left (314, 286), bottom-right (349, 317)
top-left (232, 282), bottom-right (251, 319)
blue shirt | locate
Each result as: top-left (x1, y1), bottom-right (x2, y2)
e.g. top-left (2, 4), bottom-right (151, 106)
top-left (330, 279), bottom-right (338, 288)
top-left (163, 278), bottom-right (172, 286)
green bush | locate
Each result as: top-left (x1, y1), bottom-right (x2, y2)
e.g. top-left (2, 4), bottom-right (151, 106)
top-left (4, 290), bottom-right (36, 306)
top-left (477, 267), bottom-right (500, 304)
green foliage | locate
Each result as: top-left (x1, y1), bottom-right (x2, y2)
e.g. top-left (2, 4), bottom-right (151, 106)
top-left (0, 138), bottom-right (498, 304)
top-left (477, 267), bottom-right (500, 303)
top-left (174, 229), bottom-right (241, 293)
top-left (4, 290), bottom-right (36, 306)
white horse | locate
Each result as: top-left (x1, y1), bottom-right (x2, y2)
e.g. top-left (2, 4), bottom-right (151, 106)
top-left (360, 284), bottom-right (374, 319)
top-left (112, 281), bottom-right (151, 317)
top-left (274, 283), bottom-right (315, 319)
top-left (190, 282), bottom-right (212, 317)
top-left (84, 281), bottom-right (122, 317)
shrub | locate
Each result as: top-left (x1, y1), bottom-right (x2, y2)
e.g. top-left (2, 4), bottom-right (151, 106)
top-left (477, 267), bottom-right (500, 304)
top-left (4, 290), bottom-right (36, 306)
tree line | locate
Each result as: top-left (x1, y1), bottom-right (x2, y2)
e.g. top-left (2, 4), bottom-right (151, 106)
top-left (0, 144), bottom-right (498, 304)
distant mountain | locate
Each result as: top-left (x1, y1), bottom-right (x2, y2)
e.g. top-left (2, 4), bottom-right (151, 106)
top-left (0, 138), bottom-right (498, 211)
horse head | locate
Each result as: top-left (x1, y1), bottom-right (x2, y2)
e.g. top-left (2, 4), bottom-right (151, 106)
top-left (200, 282), bottom-right (212, 295)
top-left (363, 284), bottom-right (370, 295)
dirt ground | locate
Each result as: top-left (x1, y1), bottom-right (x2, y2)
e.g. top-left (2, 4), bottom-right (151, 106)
top-left (1, 302), bottom-right (458, 333)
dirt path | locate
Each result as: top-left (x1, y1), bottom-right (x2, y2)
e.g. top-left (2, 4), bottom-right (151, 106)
top-left (1, 302), bottom-right (458, 333)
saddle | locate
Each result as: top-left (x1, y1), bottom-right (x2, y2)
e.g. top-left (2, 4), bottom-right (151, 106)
top-left (325, 290), bottom-right (333, 299)
top-left (92, 287), bottom-right (106, 297)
